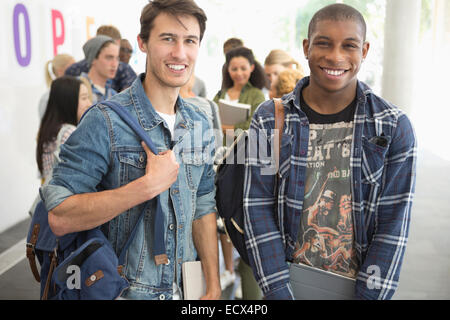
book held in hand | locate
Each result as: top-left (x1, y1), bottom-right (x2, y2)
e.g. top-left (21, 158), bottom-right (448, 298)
top-left (218, 99), bottom-right (251, 126)
top-left (182, 261), bottom-right (206, 300)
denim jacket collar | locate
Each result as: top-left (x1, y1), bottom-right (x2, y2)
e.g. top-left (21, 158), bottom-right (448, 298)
top-left (129, 73), bottom-right (193, 132)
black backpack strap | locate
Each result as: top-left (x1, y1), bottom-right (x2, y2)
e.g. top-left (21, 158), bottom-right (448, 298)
top-left (100, 100), bottom-right (168, 266)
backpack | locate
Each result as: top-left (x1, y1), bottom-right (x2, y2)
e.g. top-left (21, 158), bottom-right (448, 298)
top-left (215, 99), bottom-right (285, 265)
top-left (26, 100), bottom-right (166, 299)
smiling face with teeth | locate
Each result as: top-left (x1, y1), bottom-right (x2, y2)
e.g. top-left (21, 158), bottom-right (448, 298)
top-left (303, 19), bottom-right (369, 99)
top-left (138, 12), bottom-right (200, 92)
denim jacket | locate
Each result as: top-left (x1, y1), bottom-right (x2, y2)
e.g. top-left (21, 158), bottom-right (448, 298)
top-left (243, 77), bottom-right (417, 300)
top-left (41, 74), bottom-right (216, 300)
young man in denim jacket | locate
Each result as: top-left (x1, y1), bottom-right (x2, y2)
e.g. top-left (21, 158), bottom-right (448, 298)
top-left (41, 0), bottom-right (221, 300)
top-left (244, 4), bottom-right (416, 300)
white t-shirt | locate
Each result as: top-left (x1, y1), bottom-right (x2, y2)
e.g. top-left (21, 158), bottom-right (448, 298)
top-left (224, 92), bottom-right (239, 104)
top-left (156, 111), bottom-right (176, 138)
top-left (93, 84), bottom-right (106, 96)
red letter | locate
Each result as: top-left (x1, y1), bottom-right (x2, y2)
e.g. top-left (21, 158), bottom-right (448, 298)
top-left (51, 9), bottom-right (65, 56)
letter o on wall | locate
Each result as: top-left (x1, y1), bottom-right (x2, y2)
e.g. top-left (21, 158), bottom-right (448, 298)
top-left (13, 3), bottom-right (31, 67)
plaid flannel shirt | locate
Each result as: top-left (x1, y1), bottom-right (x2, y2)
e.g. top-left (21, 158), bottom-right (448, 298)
top-left (243, 77), bottom-right (417, 300)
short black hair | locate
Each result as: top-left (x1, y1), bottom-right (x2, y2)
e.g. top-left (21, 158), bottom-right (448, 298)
top-left (308, 3), bottom-right (367, 41)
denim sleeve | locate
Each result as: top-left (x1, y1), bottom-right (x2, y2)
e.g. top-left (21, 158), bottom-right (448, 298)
top-left (355, 114), bottom-right (417, 300)
top-left (243, 107), bottom-right (294, 300)
top-left (40, 106), bottom-right (111, 212)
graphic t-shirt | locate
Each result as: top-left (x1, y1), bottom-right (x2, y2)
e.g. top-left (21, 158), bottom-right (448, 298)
top-left (293, 92), bottom-right (359, 279)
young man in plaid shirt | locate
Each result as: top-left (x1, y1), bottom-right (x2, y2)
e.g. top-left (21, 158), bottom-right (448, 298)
top-left (243, 3), bottom-right (417, 300)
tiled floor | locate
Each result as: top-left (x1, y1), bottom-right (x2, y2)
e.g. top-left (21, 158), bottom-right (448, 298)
top-left (0, 148), bottom-right (449, 300)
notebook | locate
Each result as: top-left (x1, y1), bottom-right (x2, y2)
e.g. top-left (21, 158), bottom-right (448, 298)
top-left (289, 263), bottom-right (356, 300)
top-left (182, 261), bottom-right (206, 300)
top-left (218, 99), bottom-right (250, 126)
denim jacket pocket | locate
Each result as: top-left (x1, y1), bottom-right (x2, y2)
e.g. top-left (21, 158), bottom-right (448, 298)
top-left (361, 136), bottom-right (389, 186)
top-left (181, 149), bottom-right (204, 190)
top-left (118, 151), bottom-right (146, 185)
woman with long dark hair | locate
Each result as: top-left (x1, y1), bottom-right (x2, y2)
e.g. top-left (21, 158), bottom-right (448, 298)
top-left (213, 46), bottom-right (268, 131)
top-left (36, 76), bottom-right (91, 183)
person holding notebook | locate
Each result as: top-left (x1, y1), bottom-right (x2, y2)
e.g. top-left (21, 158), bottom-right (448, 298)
top-left (213, 46), bottom-right (267, 132)
top-left (41, 0), bottom-right (220, 300)
top-left (243, 3), bottom-right (416, 300)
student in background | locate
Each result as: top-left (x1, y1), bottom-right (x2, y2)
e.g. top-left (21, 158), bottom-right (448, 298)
top-left (65, 25), bottom-right (137, 92)
top-left (80, 35), bottom-right (119, 103)
top-left (223, 37), bottom-right (244, 55)
top-left (192, 76), bottom-right (207, 98)
top-left (271, 68), bottom-right (305, 99)
top-left (219, 38), bottom-right (244, 95)
top-left (38, 54), bottom-right (76, 119)
top-left (264, 49), bottom-right (304, 99)
top-left (36, 76), bottom-right (92, 184)
top-left (213, 46), bottom-right (267, 132)
top-left (213, 48), bottom-right (265, 300)
top-left (119, 39), bottom-right (133, 64)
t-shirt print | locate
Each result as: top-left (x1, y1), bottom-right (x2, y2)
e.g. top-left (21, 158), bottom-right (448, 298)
top-left (294, 121), bottom-right (359, 279)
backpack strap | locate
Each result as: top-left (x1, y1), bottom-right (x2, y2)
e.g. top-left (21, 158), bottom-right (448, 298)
top-left (100, 100), bottom-right (168, 266)
top-left (273, 98), bottom-right (285, 172)
top-left (273, 99), bottom-right (285, 216)
top-left (26, 224), bottom-right (41, 283)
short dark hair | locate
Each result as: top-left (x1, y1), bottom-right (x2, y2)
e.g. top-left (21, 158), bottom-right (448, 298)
top-left (96, 25), bottom-right (122, 40)
top-left (139, 0), bottom-right (207, 43)
top-left (223, 37), bottom-right (243, 55)
top-left (308, 3), bottom-right (367, 41)
top-left (222, 46), bottom-right (268, 90)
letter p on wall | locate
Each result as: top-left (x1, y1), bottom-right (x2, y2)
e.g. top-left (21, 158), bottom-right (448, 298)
top-left (51, 9), bottom-right (65, 56)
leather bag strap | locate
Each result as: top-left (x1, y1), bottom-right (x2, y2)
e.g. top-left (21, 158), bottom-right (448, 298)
top-left (273, 98), bottom-right (285, 172)
top-left (26, 224), bottom-right (41, 283)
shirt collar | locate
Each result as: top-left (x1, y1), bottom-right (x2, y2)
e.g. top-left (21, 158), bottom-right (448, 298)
top-left (129, 73), bottom-right (193, 131)
top-left (80, 72), bottom-right (114, 89)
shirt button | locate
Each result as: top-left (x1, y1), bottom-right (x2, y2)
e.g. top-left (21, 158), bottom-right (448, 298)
top-left (169, 224), bottom-right (174, 230)
top-left (159, 294), bottom-right (165, 300)
top-left (165, 259), bottom-right (170, 266)
top-left (90, 275), bottom-right (97, 282)
top-left (172, 189), bottom-right (179, 195)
